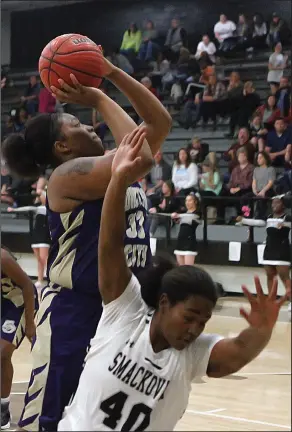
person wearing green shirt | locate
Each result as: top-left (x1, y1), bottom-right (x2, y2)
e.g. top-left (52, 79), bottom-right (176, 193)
top-left (120, 23), bottom-right (142, 56)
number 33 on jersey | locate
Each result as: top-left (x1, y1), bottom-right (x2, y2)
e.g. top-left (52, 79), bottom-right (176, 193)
top-left (124, 184), bottom-right (150, 270)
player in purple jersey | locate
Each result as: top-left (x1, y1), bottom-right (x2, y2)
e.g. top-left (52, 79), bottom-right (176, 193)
top-left (1, 248), bottom-right (37, 430)
top-left (3, 55), bottom-right (171, 431)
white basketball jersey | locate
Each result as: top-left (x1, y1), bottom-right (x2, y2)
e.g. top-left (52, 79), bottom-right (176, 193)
top-left (58, 276), bottom-right (222, 431)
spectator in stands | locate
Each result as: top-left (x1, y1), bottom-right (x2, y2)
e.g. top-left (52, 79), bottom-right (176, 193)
top-left (275, 77), bottom-right (291, 117)
top-left (250, 151), bottom-right (276, 219)
top-left (138, 20), bottom-right (159, 62)
top-left (214, 14), bottom-right (236, 46)
top-left (252, 14), bottom-right (267, 48)
top-left (107, 49), bottom-right (134, 75)
top-left (224, 127), bottom-right (256, 173)
top-left (38, 84), bottom-right (56, 114)
top-left (1, 170), bottom-right (14, 206)
top-left (145, 150), bottom-right (172, 201)
top-left (141, 76), bottom-right (159, 97)
top-left (120, 23), bottom-right (142, 58)
top-left (267, 43), bottom-right (287, 90)
top-left (164, 18), bottom-right (187, 61)
top-left (195, 35), bottom-right (216, 64)
top-left (252, 95), bottom-right (281, 150)
top-left (199, 159), bottom-right (223, 198)
top-left (227, 81), bottom-right (261, 137)
top-left (285, 143), bottom-right (292, 166)
top-left (236, 14), bottom-right (252, 50)
top-left (266, 13), bottom-right (288, 48)
top-left (225, 147), bottom-right (254, 220)
top-left (200, 74), bottom-right (226, 130)
top-left (172, 148), bottom-right (198, 195)
top-left (187, 136), bottom-right (209, 164)
top-left (178, 93), bottom-right (200, 129)
top-left (148, 180), bottom-right (180, 237)
top-left (3, 108), bottom-right (28, 139)
top-left (20, 75), bottom-right (40, 117)
top-left (266, 118), bottom-right (292, 166)
top-left (219, 71), bottom-right (243, 118)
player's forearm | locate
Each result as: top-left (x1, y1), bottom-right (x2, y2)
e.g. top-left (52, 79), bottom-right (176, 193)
top-left (231, 326), bottom-right (272, 369)
top-left (107, 67), bottom-right (172, 154)
top-left (22, 283), bottom-right (36, 323)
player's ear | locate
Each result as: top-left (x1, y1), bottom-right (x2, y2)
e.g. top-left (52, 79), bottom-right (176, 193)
top-left (54, 140), bottom-right (70, 155)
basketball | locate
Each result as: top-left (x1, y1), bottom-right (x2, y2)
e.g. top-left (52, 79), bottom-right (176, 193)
top-left (38, 33), bottom-right (105, 90)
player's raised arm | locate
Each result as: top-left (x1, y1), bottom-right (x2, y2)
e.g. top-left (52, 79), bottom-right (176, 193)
top-left (98, 127), bottom-right (150, 304)
top-left (206, 277), bottom-right (287, 378)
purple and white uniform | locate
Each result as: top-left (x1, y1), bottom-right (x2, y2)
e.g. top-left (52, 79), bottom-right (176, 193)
top-left (19, 182), bottom-right (151, 431)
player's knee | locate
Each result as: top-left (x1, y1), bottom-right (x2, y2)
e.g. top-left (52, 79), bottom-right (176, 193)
top-left (1, 343), bottom-right (14, 362)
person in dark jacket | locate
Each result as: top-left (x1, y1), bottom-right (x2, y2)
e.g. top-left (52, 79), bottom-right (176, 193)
top-left (275, 77), bottom-right (291, 117)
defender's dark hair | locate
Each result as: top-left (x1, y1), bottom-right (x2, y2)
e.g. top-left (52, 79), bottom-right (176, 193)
top-left (2, 113), bottom-right (62, 178)
top-left (138, 254), bottom-right (218, 309)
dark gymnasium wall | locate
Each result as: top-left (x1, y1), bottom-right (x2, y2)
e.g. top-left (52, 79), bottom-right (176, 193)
top-left (11, 0), bottom-right (291, 68)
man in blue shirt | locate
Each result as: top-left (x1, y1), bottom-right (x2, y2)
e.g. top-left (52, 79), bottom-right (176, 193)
top-left (266, 118), bottom-right (292, 167)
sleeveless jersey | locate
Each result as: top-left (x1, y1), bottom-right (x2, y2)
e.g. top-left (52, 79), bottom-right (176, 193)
top-left (58, 276), bottom-right (222, 431)
top-left (46, 182), bottom-right (151, 297)
top-left (1, 271), bottom-right (24, 309)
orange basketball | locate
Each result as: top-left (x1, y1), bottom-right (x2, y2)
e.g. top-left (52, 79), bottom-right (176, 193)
top-left (38, 34), bottom-right (105, 91)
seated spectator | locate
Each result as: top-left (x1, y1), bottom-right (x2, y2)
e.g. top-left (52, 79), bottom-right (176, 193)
top-left (38, 84), bottom-right (56, 113)
top-left (172, 148), bottom-right (198, 195)
top-left (148, 181), bottom-right (180, 237)
top-left (195, 35), bottom-right (216, 64)
top-left (20, 75), bottom-right (40, 117)
top-left (226, 147), bottom-right (254, 215)
top-left (266, 13), bottom-right (289, 48)
top-left (199, 59), bottom-right (215, 84)
top-left (218, 71), bottom-right (243, 117)
top-left (141, 76), bottom-right (159, 97)
top-left (214, 14), bottom-right (236, 46)
top-left (275, 77), bottom-right (291, 117)
top-left (120, 23), bottom-right (142, 58)
top-left (199, 159), bottom-right (223, 197)
top-left (187, 137), bottom-right (209, 164)
top-left (138, 20), bottom-right (159, 62)
top-left (236, 14), bottom-right (252, 50)
top-left (252, 14), bottom-right (267, 48)
top-left (255, 95), bottom-right (281, 127)
top-left (250, 151), bottom-right (276, 219)
top-left (164, 18), bottom-right (187, 61)
top-left (227, 81), bottom-right (261, 137)
top-left (200, 74), bottom-right (226, 129)
top-left (267, 43), bottom-right (287, 90)
top-left (145, 150), bottom-right (172, 203)
top-left (107, 49), bottom-right (134, 75)
top-left (266, 118), bottom-right (292, 166)
top-left (2, 108), bottom-right (28, 139)
top-left (224, 127), bottom-right (256, 173)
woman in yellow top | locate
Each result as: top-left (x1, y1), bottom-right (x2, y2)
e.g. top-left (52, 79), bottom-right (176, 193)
top-left (120, 23), bottom-right (142, 57)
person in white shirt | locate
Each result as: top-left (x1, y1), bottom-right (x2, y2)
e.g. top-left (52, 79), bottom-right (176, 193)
top-left (195, 35), bottom-right (216, 63)
top-left (214, 14), bottom-right (236, 44)
top-left (172, 148), bottom-right (198, 194)
top-left (58, 127), bottom-right (287, 432)
top-left (267, 43), bottom-right (287, 88)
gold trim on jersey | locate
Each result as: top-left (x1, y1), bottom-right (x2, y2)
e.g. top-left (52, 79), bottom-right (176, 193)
top-left (1, 276), bottom-right (24, 307)
top-left (20, 282), bottom-right (61, 431)
top-left (49, 209), bottom-right (85, 289)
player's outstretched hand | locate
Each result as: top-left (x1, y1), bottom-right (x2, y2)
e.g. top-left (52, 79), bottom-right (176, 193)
top-left (50, 74), bottom-right (102, 108)
top-left (111, 127), bottom-right (147, 185)
top-left (240, 277), bottom-right (287, 331)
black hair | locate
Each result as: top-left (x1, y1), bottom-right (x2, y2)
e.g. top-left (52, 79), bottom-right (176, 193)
top-left (257, 151), bottom-right (271, 167)
top-left (138, 254), bottom-right (218, 309)
top-left (265, 94), bottom-right (276, 109)
top-left (163, 180), bottom-right (175, 196)
top-left (128, 23), bottom-right (138, 35)
top-left (2, 113), bottom-right (62, 178)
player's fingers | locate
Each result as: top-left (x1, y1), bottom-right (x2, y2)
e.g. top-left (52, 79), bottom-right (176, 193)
top-left (120, 133), bottom-right (130, 147)
top-left (129, 127), bottom-right (147, 148)
top-left (57, 78), bottom-right (78, 94)
top-left (131, 132), bottom-right (147, 157)
top-left (254, 276), bottom-right (265, 303)
top-left (125, 127), bottom-right (143, 146)
top-left (69, 74), bottom-right (84, 92)
top-left (242, 285), bottom-right (256, 305)
top-left (50, 86), bottom-right (69, 100)
top-left (239, 307), bottom-right (251, 324)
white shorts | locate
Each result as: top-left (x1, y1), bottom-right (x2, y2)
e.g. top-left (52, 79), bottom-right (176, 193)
top-left (174, 250), bottom-right (198, 256)
top-left (31, 243), bottom-right (50, 249)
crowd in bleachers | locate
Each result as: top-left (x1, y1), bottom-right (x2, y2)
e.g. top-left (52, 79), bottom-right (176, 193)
top-left (1, 10), bottom-right (292, 229)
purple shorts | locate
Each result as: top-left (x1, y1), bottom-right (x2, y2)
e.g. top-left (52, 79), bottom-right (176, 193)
top-left (1, 299), bottom-right (25, 348)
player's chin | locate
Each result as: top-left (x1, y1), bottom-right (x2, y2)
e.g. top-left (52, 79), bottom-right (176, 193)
top-left (92, 135), bottom-right (104, 155)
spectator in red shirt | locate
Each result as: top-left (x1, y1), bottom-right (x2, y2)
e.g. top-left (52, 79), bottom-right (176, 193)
top-left (38, 85), bottom-right (56, 114)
